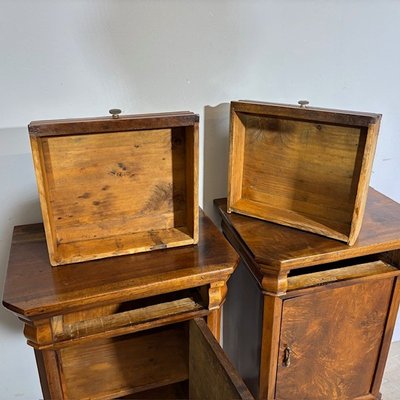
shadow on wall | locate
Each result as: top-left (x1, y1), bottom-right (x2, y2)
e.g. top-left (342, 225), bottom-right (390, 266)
top-left (203, 103), bottom-right (230, 224)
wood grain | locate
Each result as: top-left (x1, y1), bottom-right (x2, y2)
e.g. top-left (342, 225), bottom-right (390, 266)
top-left (227, 101), bottom-right (381, 244)
top-left (59, 325), bottom-right (188, 400)
top-left (2, 209), bottom-right (237, 320)
top-left (29, 112), bottom-right (199, 265)
top-left (276, 278), bottom-right (394, 400)
top-left (189, 318), bottom-right (253, 400)
top-left (216, 188), bottom-right (400, 272)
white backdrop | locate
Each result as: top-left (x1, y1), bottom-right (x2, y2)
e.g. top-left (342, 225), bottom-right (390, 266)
top-left (1, 1), bottom-right (400, 398)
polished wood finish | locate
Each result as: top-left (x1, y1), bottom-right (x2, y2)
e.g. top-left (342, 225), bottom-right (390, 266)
top-left (276, 279), bottom-right (393, 399)
top-left (217, 188), bottom-right (400, 273)
top-left (29, 111), bottom-right (199, 265)
top-left (227, 100), bottom-right (381, 245)
top-left (217, 189), bottom-right (400, 400)
top-left (3, 210), bottom-right (234, 319)
top-left (2, 210), bottom-right (248, 399)
top-left (189, 318), bottom-right (253, 400)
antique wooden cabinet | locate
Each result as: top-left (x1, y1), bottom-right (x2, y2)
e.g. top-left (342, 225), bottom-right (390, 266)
top-left (2, 210), bottom-right (253, 400)
top-left (216, 188), bottom-right (400, 400)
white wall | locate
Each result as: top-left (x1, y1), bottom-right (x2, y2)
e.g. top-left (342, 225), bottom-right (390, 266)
top-left (1, 1), bottom-right (400, 398)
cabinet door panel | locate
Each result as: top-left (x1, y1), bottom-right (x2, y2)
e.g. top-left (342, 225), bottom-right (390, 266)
top-left (276, 278), bottom-right (394, 400)
top-left (189, 318), bottom-right (254, 400)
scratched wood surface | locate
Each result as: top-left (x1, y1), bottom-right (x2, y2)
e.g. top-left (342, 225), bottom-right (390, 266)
top-left (227, 100), bottom-right (380, 245)
top-left (276, 278), bottom-right (394, 399)
top-left (29, 112), bottom-right (199, 265)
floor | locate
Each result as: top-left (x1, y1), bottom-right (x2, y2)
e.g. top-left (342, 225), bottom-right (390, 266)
top-left (381, 341), bottom-right (400, 399)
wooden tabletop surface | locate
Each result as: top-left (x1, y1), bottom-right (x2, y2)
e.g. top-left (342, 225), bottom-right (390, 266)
top-left (215, 188), bottom-right (400, 272)
top-left (2, 210), bottom-right (238, 319)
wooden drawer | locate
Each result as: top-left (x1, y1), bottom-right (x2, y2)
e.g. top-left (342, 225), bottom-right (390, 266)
top-left (54, 318), bottom-right (253, 400)
top-left (29, 111), bottom-right (199, 266)
top-left (44, 288), bottom-right (208, 348)
top-left (227, 100), bottom-right (381, 245)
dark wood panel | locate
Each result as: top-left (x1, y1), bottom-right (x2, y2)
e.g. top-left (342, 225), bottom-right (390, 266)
top-left (276, 279), bottom-right (394, 400)
top-left (29, 111), bottom-right (199, 136)
top-left (189, 318), bottom-right (253, 400)
top-left (223, 261), bottom-right (263, 398)
top-left (2, 210), bottom-right (238, 318)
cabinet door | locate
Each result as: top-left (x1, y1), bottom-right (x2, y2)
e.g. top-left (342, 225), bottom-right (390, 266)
top-left (275, 278), bottom-right (395, 400)
top-left (189, 318), bottom-right (254, 400)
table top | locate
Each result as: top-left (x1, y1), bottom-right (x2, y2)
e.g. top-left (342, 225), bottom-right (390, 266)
top-left (215, 188), bottom-right (400, 273)
top-left (2, 210), bottom-right (238, 320)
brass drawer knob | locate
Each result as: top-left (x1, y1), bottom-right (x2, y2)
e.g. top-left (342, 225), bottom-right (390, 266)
top-left (298, 100), bottom-right (309, 108)
top-left (109, 109), bottom-right (122, 119)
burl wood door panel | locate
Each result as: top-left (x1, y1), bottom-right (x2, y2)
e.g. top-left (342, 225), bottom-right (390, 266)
top-left (276, 278), bottom-right (394, 400)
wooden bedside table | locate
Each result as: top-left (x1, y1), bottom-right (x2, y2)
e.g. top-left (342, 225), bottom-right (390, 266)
top-left (2, 210), bottom-right (253, 400)
top-left (215, 188), bottom-right (400, 400)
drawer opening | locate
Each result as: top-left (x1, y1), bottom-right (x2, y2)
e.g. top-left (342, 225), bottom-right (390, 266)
top-left (52, 288), bottom-right (208, 343)
top-left (58, 319), bottom-right (253, 400)
top-left (286, 255), bottom-right (399, 292)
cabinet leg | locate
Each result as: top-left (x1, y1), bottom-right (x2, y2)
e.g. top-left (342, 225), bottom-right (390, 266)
top-left (259, 295), bottom-right (283, 400)
top-left (207, 308), bottom-right (222, 342)
top-left (34, 349), bottom-right (64, 400)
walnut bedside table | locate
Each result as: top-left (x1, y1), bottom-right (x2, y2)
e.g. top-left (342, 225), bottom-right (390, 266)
top-left (2, 210), bottom-right (253, 400)
top-left (216, 188), bottom-right (400, 400)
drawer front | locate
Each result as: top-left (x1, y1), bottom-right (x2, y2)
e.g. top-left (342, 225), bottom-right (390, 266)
top-left (275, 277), bottom-right (394, 400)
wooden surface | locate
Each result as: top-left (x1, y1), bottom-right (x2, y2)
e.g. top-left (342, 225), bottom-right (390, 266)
top-left (2, 209), bottom-right (238, 319)
top-left (276, 278), bottom-right (394, 400)
top-left (216, 188), bottom-right (400, 273)
top-left (189, 318), bottom-right (253, 400)
top-left (59, 325), bottom-right (188, 400)
top-left (219, 188), bottom-right (400, 400)
top-left (29, 112), bottom-right (199, 265)
top-left (29, 111), bottom-right (199, 136)
top-left (227, 100), bottom-right (380, 245)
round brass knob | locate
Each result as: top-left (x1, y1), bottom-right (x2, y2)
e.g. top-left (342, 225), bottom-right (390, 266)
top-left (298, 100), bottom-right (309, 108)
top-left (109, 109), bottom-right (122, 119)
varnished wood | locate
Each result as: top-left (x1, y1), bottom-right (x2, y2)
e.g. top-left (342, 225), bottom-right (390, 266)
top-left (29, 111), bottom-right (199, 136)
top-left (259, 295), bottom-right (282, 400)
top-left (3, 209), bottom-right (245, 399)
top-left (217, 188), bottom-right (400, 400)
top-left (276, 278), bottom-right (394, 399)
top-left (3, 209), bottom-right (237, 319)
top-left (29, 112), bottom-right (199, 265)
top-left (216, 188), bottom-right (400, 273)
top-left (371, 276), bottom-right (400, 396)
top-left (189, 318), bottom-right (253, 400)
top-left (227, 101), bottom-right (381, 245)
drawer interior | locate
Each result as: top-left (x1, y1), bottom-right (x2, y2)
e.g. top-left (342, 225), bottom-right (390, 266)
top-left (51, 288), bottom-right (208, 344)
top-left (286, 254), bottom-right (400, 293)
top-left (58, 319), bottom-right (253, 400)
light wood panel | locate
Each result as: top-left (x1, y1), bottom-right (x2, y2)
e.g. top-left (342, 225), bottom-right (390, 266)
top-left (29, 112), bottom-right (199, 265)
top-left (227, 101), bottom-right (381, 245)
